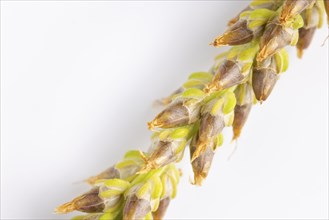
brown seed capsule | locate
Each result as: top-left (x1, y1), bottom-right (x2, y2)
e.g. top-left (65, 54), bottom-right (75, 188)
top-left (86, 166), bottom-right (120, 185)
top-left (205, 59), bottom-right (243, 93)
top-left (191, 113), bottom-right (224, 161)
top-left (190, 135), bottom-right (215, 186)
top-left (148, 100), bottom-right (201, 130)
top-left (280, 0), bottom-right (315, 23)
top-left (297, 26), bottom-right (316, 58)
top-left (140, 139), bottom-right (186, 172)
top-left (55, 187), bottom-right (104, 214)
top-left (252, 56), bottom-right (279, 102)
top-left (232, 83), bottom-right (253, 140)
top-left (257, 18), bottom-right (295, 62)
top-left (199, 113), bottom-right (225, 144)
top-left (152, 197), bottom-right (171, 220)
top-left (123, 194), bottom-right (151, 220)
top-left (296, 4), bottom-right (322, 58)
top-left (212, 20), bottom-right (254, 47)
top-left (233, 105), bottom-right (252, 140)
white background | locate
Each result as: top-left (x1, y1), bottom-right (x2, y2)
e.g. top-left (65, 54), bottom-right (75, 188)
top-left (1, 1), bottom-right (328, 219)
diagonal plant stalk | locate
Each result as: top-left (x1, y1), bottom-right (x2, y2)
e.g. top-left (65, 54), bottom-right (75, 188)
top-left (56, 0), bottom-right (328, 219)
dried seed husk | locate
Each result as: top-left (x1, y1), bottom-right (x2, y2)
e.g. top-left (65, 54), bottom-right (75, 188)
top-left (205, 59), bottom-right (243, 93)
top-left (214, 8), bottom-right (276, 47)
top-left (252, 56), bottom-right (280, 102)
top-left (296, 3), bottom-right (323, 57)
top-left (297, 27), bottom-right (316, 58)
top-left (148, 101), bottom-right (190, 129)
top-left (55, 187), bottom-right (104, 214)
top-left (206, 42), bottom-right (259, 93)
top-left (257, 15), bottom-right (302, 62)
top-left (144, 140), bottom-right (184, 170)
top-left (198, 113), bottom-right (225, 144)
top-left (140, 125), bottom-right (195, 172)
top-left (212, 20), bottom-right (254, 46)
top-left (190, 102), bottom-right (225, 160)
top-left (190, 135), bottom-right (216, 186)
top-left (148, 89), bottom-right (204, 130)
top-left (280, 0), bottom-right (315, 23)
top-left (123, 194), bottom-right (152, 220)
top-left (152, 197), bottom-right (170, 220)
top-left (232, 83), bottom-right (253, 140)
top-left (233, 104), bottom-right (252, 140)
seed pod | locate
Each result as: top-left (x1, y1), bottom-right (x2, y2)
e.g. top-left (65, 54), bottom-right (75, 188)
top-left (190, 137), bottom-right (215, 186)
top-left (152, 197), bottom-right (170, 220)
top-left (212, 9), bottom-right (275, 47)
top-left (123, 193), bottom-right (152, 220)
top-left (280, 0), bottom-right (315, 23)
top-left (148, 88), bottom-right (205, 130)
top-left (257, 14), bottom-right (303, 62)
top-left (253, 49), bottom-right (289, 102)
top-left (206, 42), bottom-right (259, 93)
top-left (212, 20), bottom-right (254, 47)
top-left (140, 126), bottom-right (194, 172)
top-left (297, 27), bottom-right (316, 58)
top-left (297, 3), bottom-right (323, 58)
top-left (205, 60), bottom-right (243, 93)
top-left (190, 133), bottom-right (223, 186)
top-left (232, 83), bottom-right (253, 140)
top-left (191, 90), bottom-right (235, 162)
top-left (253, 57), bottom-right (279, 101)
top-left (55, 187), bottom-right (105, 214)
